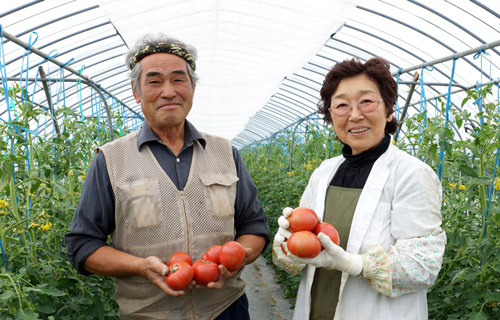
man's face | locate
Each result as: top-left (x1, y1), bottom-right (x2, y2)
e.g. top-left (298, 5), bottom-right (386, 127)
top-left (132, 53), bottom-right (194, 134)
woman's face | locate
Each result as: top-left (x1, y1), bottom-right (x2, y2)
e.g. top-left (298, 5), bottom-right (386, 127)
top-left (330, 74), bottom-right (392, 155)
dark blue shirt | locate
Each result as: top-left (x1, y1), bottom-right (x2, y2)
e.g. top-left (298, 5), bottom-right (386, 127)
top-left (65, 120), bottom-right (269, 275)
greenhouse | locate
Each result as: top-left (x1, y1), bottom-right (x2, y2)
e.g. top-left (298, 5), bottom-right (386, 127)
top-left (1, 0), bottom-right (499, 319)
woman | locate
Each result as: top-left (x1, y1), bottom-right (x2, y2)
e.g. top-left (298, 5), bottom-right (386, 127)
top-left (273, 57), bottom-right (446, 319)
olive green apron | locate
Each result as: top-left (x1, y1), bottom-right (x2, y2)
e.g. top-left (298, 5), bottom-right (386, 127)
top-left (310, 186), bottom-right (362, 320)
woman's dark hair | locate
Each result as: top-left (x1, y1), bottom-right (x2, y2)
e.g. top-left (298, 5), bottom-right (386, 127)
top-left (318, 56), bottom-right (398, 134)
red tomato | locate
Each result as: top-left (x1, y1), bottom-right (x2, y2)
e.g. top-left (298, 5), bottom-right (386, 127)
top-left (219, 241), bottom-right (246, 272)
top-left (287, 231), bottom-right (322, 258)
top-left (204, 245), bottom-right (222, 264)
top-left (313, 222), bottom-right (340, 247)
top-left (168, 252), bottom-right (193, 266)
top-left (165, 261), bottom-right (194, 290)
top-left (288, 207), bottom-right (319, 232)
top-left (192, 260), bottom-right (220, 285)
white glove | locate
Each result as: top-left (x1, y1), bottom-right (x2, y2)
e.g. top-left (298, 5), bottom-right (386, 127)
top-left (274, 207), bottom-right (301, 266)
top-left (276, 207), bottom-right (293, 242)
top-left (287, 233), bottom-right (363, 276)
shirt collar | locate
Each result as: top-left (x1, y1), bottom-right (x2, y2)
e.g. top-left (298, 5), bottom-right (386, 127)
top-left (137, 120), bottom-right (206, 151)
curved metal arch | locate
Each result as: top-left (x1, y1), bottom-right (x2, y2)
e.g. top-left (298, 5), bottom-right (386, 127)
top-left (105, 78), bottom-right (130, 91)
top-left (357, 5), bottom-right (491, 79)
top-left (4, 33), bottom-right (124, 79)
top-left (0, 1), bottom-right (42, 18)
top-left (274, 90), bottom-right (317, 112)
top-left (266, 100), bottom-right (306, 120)
top-left (274, 94), bottom-right (311, 118)
top-left (342, 24), bottom-right (461, 84)
top-left (249, 115), bottom-right (284, 132)
top-left (256, 109), bottom-right (295, 125)
top-left (472, 0), bottom-right (500, 19)
top-left (293, 71), bottom-right (324, 86)
top-left (9, 5), bottom-right (101, 40)
top-left (285, 76), bottom-right (321, 94)
top-left (253, 110), bottom-right (291, 126)
top-left (410, 0), bottom-right (500, 59)
top-left (261, 106), bottom-right (299, 124)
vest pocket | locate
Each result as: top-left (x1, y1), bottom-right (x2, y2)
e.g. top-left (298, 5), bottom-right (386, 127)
top-left (198, 172), bottom-right (239, 218)
top-left (117, 180), bottom-right (162, 229)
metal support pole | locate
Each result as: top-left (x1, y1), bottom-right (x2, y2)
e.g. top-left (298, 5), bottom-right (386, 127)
top-left (394, 72), bottom-right (419, 143)
top-left (1, 29), bottom-right (141, 119)
top-left (37, 67), bottom-right (61, 137)
top-left (1, 76), bottom-right (114, 139)
top-left (393, 39), bottom-right (500, 76)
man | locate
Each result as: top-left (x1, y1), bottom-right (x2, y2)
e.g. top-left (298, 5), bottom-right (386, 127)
top-left (65, 33), bottom-right (269, 320)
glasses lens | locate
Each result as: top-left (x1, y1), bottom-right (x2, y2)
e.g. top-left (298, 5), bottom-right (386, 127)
top-left (359, 99), bottom-right (380, 113)
top-left (330, 102), bottom-right (350, 117)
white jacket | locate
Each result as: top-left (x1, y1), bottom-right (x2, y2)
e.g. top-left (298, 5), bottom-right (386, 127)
top-left (293, 144), bottom-right (446, 320)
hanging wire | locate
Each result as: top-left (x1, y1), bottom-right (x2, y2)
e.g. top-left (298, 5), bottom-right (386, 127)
top-left (76, 65), bottom-right (86, 120)
top-left (395, 67), bottom-right (402, 121)
top-left (418, 64), bottom-right (433, 157)
top-left (473, 46), bottom-right (491, 126)
top-left (437, 56), bottom-right (457, 180)
top-left (19, 32), bottom-right (38, 103)
top-left (29, 49), bottom-right (58, 102)
top-left (55, 57), bottom-right (74, 107)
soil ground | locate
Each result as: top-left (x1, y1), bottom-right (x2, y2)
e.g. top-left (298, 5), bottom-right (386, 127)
top-left (242, 256), bottom-right (294, 320)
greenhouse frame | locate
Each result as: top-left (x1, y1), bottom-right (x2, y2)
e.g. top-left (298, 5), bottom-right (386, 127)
top-left (1, 0), bottom-right (500, 319)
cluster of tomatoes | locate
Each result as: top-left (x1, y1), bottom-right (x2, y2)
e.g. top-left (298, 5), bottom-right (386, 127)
top-left (282, 207), bottom-right (340, 258)
top-left (165, 241), bottom-right (246, 290)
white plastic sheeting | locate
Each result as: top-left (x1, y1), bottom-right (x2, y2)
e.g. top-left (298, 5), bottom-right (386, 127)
top-left (1, 0), bottom-right (500, 148)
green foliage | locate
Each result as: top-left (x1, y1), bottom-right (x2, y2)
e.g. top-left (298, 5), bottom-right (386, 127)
top-left (242, 87), bottom-right (500, 318)
top-left (0, 85), bottom-right (124, 319)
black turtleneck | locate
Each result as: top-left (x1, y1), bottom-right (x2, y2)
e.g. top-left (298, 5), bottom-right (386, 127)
top-left (330, 135), bottom-right (391, 189)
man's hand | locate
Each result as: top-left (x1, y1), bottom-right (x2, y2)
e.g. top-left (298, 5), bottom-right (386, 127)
top-left (196, 247), bottom-right (251, 290)
top-left (140, 256), bottom-right (188, 297)
top-left (287, 233), bottom-right (363, 275)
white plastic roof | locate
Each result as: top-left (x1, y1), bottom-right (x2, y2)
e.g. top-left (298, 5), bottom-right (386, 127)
top-left (1, 0), bottom-right (500, 148)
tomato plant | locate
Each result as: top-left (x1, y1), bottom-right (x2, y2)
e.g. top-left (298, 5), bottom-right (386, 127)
top-left (166, 261), bottom-right (194, 290)
top-left (192, 260), bottom-right (220, 284)
top-left (313, 222), bottom-right (340, 247)
top-left (168, 252), bottom-right (193, 266)
top-left (287, 231), bottom-right (321, 258)
top-left (203, 245), bottom-right (222, 264)
top-left (288, 207), bottom-right (319, 232)
top-left (219, 241), bottom-right (246, 272)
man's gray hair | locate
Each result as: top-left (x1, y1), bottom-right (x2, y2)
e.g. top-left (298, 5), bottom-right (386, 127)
top-left (125, 33), bottom-right (199, 92)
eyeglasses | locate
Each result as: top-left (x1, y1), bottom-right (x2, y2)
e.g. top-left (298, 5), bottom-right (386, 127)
top-left (329, 98), bottom-right (384, 117)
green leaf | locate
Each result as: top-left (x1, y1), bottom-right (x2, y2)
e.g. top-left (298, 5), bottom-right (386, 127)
top-left (14, 309), bottom-right (39, 320)
top-left (451, 269), bottom-right (466, 285)
top-left (92, 294), bottom-right (105, 320)
top-left (25, 284), bottom-right (66, 297)
top-left (35, 301), bottom-right (56, 314)
top-left (459, 164), bottom-right (478, 177)
top-left (470, 176), bottom-right (492, 186)
top-left (0, 290), bottom-right (14, 300)
top-left (0, 160), bottom-right (14, 190)
top-left (468, 311), bottom-right (488, 320)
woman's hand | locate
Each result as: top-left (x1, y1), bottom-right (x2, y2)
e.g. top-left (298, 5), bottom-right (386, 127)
top-left (287, 233), bottom-right (363, 275)
top-left (273, 207), bottom-right (305, 266)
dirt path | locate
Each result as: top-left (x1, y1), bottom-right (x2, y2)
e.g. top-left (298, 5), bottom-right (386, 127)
top-left (242, 256), bottom-right (294, 320)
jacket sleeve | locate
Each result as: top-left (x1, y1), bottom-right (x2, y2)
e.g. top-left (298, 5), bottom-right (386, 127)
top-left (362, 159), bottom-right (446, 297)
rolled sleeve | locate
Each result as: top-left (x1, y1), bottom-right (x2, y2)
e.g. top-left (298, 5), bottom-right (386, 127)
top-left (232, 147), bottom-right (270, 249)
top-left (64, 152), bottom-right (115, 275)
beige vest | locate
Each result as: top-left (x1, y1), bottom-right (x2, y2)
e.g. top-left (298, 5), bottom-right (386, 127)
top-left (99, 130), bottom-right (245, 320)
